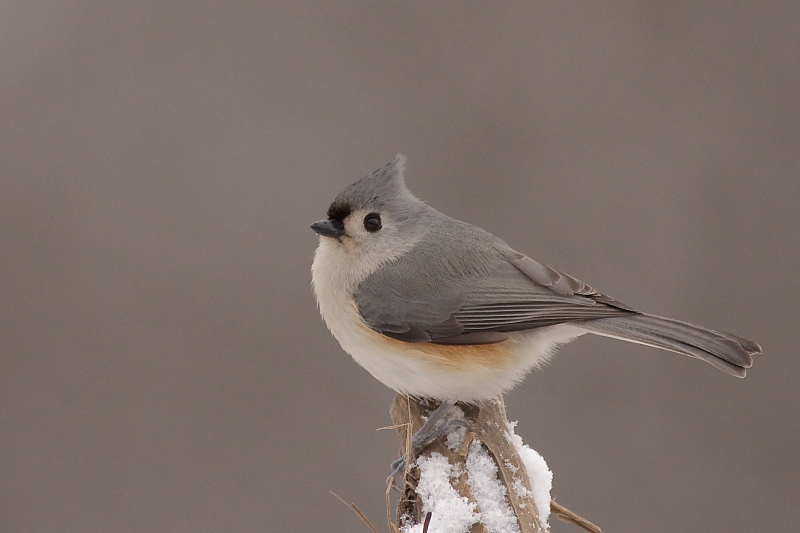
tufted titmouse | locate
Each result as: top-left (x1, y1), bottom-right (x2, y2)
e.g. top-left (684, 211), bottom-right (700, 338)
top-left (311, 156), bottom-right (761, 402)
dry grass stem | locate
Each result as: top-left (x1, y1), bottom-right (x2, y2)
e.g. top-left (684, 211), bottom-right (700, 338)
top-left (376, 424), bottom-right (408, 432)
top-left (385, 479), bottom-right (402, 533)
top-left (330, 491), bottom-right (380, 533)
top-left (550, 499), bottom-right (603, 533)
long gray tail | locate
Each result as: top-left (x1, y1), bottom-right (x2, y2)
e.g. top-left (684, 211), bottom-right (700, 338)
top-left (579, 313), bottom-right (762, 377)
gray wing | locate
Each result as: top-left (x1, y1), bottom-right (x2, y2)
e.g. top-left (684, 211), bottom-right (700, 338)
top-left (355, 242), bottom-right (638, 344)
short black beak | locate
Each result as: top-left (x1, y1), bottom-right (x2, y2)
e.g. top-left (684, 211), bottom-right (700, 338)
top-left (311, 219), bottom-right (345, 239)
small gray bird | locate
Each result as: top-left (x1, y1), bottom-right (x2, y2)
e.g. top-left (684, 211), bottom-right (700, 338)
top-left (311, 155), bottom-right (761, 402)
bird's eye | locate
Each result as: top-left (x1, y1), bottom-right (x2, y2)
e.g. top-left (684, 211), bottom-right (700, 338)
top-left (363, 213), bottom-right (382, 232)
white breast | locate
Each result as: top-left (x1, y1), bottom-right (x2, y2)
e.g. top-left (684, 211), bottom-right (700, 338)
top-left (311, 238), bottom-right (586, 402)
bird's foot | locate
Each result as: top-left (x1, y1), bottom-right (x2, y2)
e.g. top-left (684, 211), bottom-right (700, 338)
top-left (387, 400), bottom-right (469, 488)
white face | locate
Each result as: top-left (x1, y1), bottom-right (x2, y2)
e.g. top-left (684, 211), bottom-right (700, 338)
top-left (314, 206), bottom-right (425, 291)
top-left (335, 208), bottom-right (413, 266)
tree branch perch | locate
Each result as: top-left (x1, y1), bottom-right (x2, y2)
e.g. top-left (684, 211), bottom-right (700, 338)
top-left (389, 395), bottom-right (601, 532)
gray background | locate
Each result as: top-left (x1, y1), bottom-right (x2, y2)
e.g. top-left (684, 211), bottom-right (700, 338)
top-left (2, 2), bottom-right (798, 532)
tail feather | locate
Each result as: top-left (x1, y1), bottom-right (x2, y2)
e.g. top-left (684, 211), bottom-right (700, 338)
top-left (580, 313), bottom-right (762, 377)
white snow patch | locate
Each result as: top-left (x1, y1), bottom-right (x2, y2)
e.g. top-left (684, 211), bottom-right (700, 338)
top-left (506, 421), bottom-right (552, 525)
top-left (401, 453), bottom-right (479, 533)
top-left (465, 440), bottom-right (521, 533)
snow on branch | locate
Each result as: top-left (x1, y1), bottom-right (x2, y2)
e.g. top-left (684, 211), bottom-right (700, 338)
top-left (387, 395), bottom-right (601, 533)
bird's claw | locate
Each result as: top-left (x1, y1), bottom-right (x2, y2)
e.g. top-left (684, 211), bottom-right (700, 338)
top-left (387, 401), bottom-right (470, 489)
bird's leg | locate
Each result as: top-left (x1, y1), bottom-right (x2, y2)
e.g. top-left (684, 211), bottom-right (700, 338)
top-left (387, 399), bottom-right (458, 487)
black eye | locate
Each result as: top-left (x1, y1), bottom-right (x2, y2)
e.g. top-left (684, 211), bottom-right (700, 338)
top-left (363, 213), bottom-right (382, 232)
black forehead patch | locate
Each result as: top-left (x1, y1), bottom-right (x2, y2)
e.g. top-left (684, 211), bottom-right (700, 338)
top-left (327, 201), bottom-right (352, 222)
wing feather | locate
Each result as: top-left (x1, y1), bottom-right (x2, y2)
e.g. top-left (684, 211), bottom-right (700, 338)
top-left (355, 231), bottom-right (638, 344)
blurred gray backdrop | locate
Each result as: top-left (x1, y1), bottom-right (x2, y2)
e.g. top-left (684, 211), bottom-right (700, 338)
top-left (2, 2), bottom-right (798, 532)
